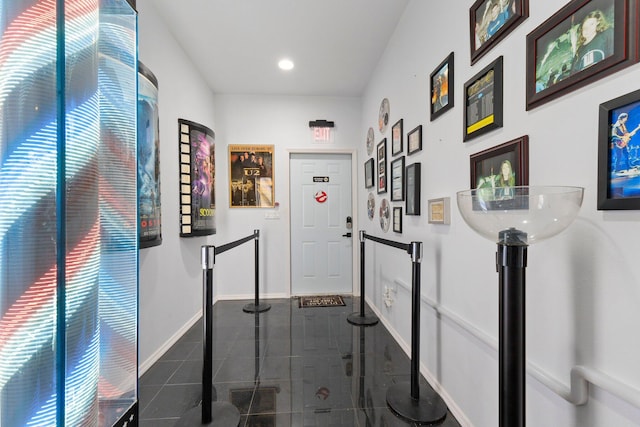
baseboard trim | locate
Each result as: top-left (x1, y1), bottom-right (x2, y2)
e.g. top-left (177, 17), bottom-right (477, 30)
top-left (138, 310), bottom-right (202, 377)
top-left (364, 295), bottom-right (473, 427)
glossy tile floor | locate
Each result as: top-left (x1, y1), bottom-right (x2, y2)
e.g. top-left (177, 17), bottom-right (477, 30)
top-left (138, 297), bottom-right (461, 426)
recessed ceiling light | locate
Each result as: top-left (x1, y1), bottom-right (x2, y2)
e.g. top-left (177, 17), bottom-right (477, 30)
top-left (278, 59), bottom-right (294, 71)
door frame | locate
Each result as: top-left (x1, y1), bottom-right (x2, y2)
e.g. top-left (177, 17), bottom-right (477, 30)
top-left (286, 148), bottom-right (359, 297)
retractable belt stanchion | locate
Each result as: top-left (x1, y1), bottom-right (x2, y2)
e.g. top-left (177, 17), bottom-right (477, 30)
top-left (386, 241), bottom-right (448, 424)
top-left (243, 229), bottom-right (271, 313)
top-left (176, 246), bottom-right (240, 427)
top-left (347, 231), bottom-right (379, 326)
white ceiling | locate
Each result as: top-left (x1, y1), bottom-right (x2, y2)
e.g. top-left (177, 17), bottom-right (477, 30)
top-left (150, 0), bottom-right (409, 97)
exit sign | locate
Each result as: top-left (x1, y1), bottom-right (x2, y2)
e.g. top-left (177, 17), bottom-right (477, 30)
top-left (309, 119), bottom-right (334, 144)
top-left (313, 127), bottom-right (332, 142)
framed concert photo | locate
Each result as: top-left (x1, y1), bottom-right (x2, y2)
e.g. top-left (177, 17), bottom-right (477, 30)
top-left (407, 125), bottom-right (423, 155)
top-left (430, 52), bottom-right (454, 121)
top-left (470, 0), bottom-right (529, 65)
top-left (470, 135), bottom-right (529, 210)
top-left (390, 156), bottom-right (405, 201)
top-left (393, 207), bottom-right (403, 233)
top-left (365, 158), bottom-right (375, 188)
top-left (598, 88), bottom-right (640, 209)
top-left (377, 139), bottom-right (387, 194)
top-left (464, 56), bottom-right (503, 142)
top-left (405, 162), bottom-right (421, 216)
top-left (526, 0), bottom-right (638, 110)
top-left (392, 119), bottom-right (404, 155)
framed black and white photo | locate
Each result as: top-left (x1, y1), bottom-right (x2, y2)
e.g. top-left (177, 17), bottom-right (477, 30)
top-left (390, 156), bottom-right (405, 201)
top-left (365, 158), bottom-right (375, 188)
top-left (393, 207), bottom-right (403, 233)
top-left (405, 162), bottom-right (421, 215)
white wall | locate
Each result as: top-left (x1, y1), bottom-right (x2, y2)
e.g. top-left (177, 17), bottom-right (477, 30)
top-left (212, 94), bottom-right (362, 299)
top-left (137, 1), bottom-right (362, 370)
top-left (137, 1), bottom-right (218, 369)
top-left (361, 1), bottom-right (640, 427)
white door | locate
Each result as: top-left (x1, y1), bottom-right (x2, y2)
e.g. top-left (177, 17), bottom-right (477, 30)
top-left (290, 153), bottom-right (352, 296)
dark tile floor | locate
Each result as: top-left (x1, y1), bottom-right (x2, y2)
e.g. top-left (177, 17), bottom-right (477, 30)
top-left (138, 297), bottom-right (461, 427)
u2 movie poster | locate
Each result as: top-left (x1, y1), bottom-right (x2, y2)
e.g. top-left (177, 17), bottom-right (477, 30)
top-left (179, 119), bottom-right (216, 237)
top-left (138, 62), bottom-right (162, 248)
top-left (228, 145), bottom-right (274, 208)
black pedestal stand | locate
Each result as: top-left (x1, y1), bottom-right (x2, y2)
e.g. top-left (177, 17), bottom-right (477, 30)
top-left (386, 242), bottom-right (448, 424)
top-left (348, 231), bottom-right (379, 326)
top-left (497, 228), bottom-right (527, 427)
top-left (243, 230), bottom-right (271, 313)
top-left (176, 246), bottom-right (240, 427)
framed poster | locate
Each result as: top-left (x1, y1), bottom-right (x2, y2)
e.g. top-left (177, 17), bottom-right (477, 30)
top-left (377, 139), bottom-right (387, 194)
top-left (430, 52), bottom-right (454, 121)
top-left (405, 163), bottom-right (421, 215)
top-left (407, 125), bottom-right (423, 155)
top-left (138, 61), bottom-right (162, 248)
top-left (178, 119), bottom-right (216, 237)
top-left (392, 119), bottom-right (404, 155)
top-left (598, 88), bottom-right (640, 209)
top-left (526, 0), bottom-right (638, 110)
top-left (229, 145), bottom-right (275, 208)
top-left (470, 0), bottom-right (530, 64)
top-left (464, 56), bottom-right (504, 142)
top-left (470, 135), bottom-right (529, 210)
top-left (390, 156), bottom-right (405, 201)
top-left (393, 207), bottom-right (403, 233)
top-left (365, 158), bottom-right (375, 188)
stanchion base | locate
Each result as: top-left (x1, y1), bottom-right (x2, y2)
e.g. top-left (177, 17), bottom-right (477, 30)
top-left (242, 302), bottom-right (271, 313)
top-left (347, 312), bottom-right (379, 326)
top-left (386, 383), bottom-right (448, 425)
top-left (174, 402), bottom-right (240, 427)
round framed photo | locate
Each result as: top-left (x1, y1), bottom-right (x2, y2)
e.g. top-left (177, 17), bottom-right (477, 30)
top-left (367, 193), bottom-right (376, 220)
top-left (366, 127), bottom-right (375, 156)
top-left (378, 98), bottom-right (390, 134)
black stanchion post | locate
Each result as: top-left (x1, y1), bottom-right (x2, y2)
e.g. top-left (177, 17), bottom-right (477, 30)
top-left (347, 231), bottom-right (379, 326)
top-left (497, 229), bottom-right (527, 427)
top-left (176, 246), bottom-right (240, 427)
top-left (243, 229), bottom-right (271, 313)
top-left (386, 241), bottom-right (448, 424)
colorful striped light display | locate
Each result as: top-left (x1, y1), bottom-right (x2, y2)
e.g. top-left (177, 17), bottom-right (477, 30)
top-left (0, 0), bottom-right (137, 425)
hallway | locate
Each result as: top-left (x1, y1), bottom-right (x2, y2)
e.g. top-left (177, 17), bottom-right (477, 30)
top-left (138, 297), bottom-right (461, 426)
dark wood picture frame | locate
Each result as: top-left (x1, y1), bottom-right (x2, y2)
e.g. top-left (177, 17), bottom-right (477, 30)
top-left (526, 0), bottom-right (638, 110)
top-left (407, 125), bottom-right (423, 155)
top-left (470, 135), bottom-right (529, 210)
top-left (393, 206), bottom-right (403, 233)
top-left (390, 156), bottom-right (405, 201)
top-left (430, 52), bottom-right (455, 121)
top-left (377, 138), bottom-right (387, 194)
top-left (392, 119), bottom-right (404, 155)
top-left (405, 163), bottom-right (421, 216)
top-left (597, 88), bottom-right (640, 209)
top-left (364, 158), bottom-right (375, 188)
top-left (470, 0), bottom-right (530, 64)
top-left (464, 56), bottom-right (504, 142)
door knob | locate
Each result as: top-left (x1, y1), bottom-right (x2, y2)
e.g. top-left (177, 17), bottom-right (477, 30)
top-left (342, 232), bottom-right (352, 238)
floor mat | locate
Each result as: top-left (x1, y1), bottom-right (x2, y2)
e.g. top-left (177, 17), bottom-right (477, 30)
top-left (298, 295), bottom-right (346, 308)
